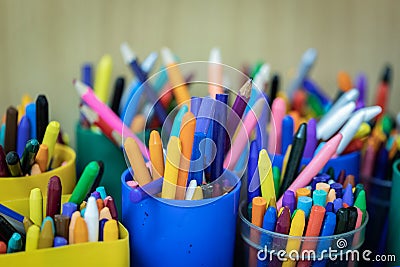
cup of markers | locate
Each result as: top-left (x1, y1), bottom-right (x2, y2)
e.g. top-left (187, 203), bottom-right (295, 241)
top-left (0, 161), bottom-right (129, 266)
top-left (240, 171), bottom-right (368, 267)
top-left (0, 95), bottom-right (76, 201)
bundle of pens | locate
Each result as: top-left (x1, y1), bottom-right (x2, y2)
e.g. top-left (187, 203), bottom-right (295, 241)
top-left (0, 94), bottom-right (67, 177)
top-left (0, 160), bottom-right (119, 254)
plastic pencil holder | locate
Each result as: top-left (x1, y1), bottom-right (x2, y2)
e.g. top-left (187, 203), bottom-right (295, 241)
top-left (272, 151), bottom-right (361, 182)
top-left (121, 168), bottom-right (241, 267)
top-left (76, 123), bottom-right (127, 217)
top-left (0, 143), bottom-right (76, 202)
top-left (388, 159), bottom-right (400, 266)
top-left (0, 195), bottom-right (130, 266)
top-left (238, 201), bottom-right (368, 267)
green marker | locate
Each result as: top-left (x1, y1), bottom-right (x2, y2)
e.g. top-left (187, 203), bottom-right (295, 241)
top-left (20, 139), bottom-right (40, 174)
top-left (354, 189), bottom-right (366, 222)
top-left (381, 114), bottom-right (393, 136)
top-left (250, 61), bottom-right (264, 78)
top-left (354, 184), bottom-right (365, 200)
top-left (307, 94), bottom-right (325, 117)
top-left (69, 161), bottom-right (100, 204)
top-left (5, 151), bottom-right (23, 177)
top-left (272, 166), bottom-right (281, 199)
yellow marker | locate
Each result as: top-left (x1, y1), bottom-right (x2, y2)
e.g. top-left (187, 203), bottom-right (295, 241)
top-left (103, 219), bottom-right (119, 242)
top-left (21, 94), bottom-right (33, 109)
top-left (353, 122), bottom-right (371, 139)
top-left (29, 188), bottom-right (43, 226)
top-left (161, 47), bottom-right (191, 106)
top-left (258, 149), bottom-right (276, 204)
top-left (192, 186), bottom-right (204, 200)
top-left (42, 121), bottom-right (60, 168)
top-left (38, 220), bottom-right (54, 249)
top-left (25, 225), bottom-right (40, 251)
top-left (94, 54), bottom-right (113, 103)
top-left (280, 145), bottom-right (292, 185)
top-left (161, 136), bottom-right (181, 199)
top-left (282, 209), bottom-right (306, 267)
top-left (149, 130), bottom-right (165, 180)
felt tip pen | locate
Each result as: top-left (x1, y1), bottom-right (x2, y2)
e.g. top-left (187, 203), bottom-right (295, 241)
top-left (103, 219), bottom-right (119, 242)
top-left (0, 145), bottom-right (9, 177)
top-left (268, 97), bottom-right (286, 155)
top-left (247, 141), bottom-right (261, 204)
top-left (110, 76), bottom-right (125, 116)
top-left (7, 233), bottom-right (23, 253)
top-left (54, 214), bottom-right (70, 240)
top-left (42, 121), bottom-right (60, 168)
top-left (35, 95), bottom-right (49, 144)
top-left (313, 212), bottom-right (336, 267)
top-left (297, 196), bottom-right (312, 218)
top-left (261, 206), bottom-right (277, 247)
top-left (29, 188), bottom-right (43, 226)
top-left (343, 184), bottom-right (354, 206)
top-left (208, 47), bottom-right (224, 98)
top-left (98, 218), bottom-right (108, 241)
top-left (282, 209), bottom-right (306, 267)
top-left (46, 176), bottom-right (62, 218)
top-left (84, 196), bottom-right (99, 242)
top-left (53, 236), bottom-right (68, 247)
top-left (25, 225), bottom-right (40, 251)
top-left (282, 190), bottom-right (296, 215)
top-left (16, 116), bottom-right (30, 157)
top-left (104, 196), bottom-right (118, 220)
top-left (4, 106), bottom-right (18, 154)
top-left (38, 219), bottom-right (54, 249)
top-left (281, 115), bottom-right (294, 155)
top-left (161, 136), bottom-right (181, 199)
top-left (73, 216), bottom-right (88, 244)
top-left (69, 161), bottom-right (100, 204)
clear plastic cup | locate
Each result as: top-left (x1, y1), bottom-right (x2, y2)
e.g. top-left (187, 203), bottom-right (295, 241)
top-left (238, 200), bottom-right (369, 267)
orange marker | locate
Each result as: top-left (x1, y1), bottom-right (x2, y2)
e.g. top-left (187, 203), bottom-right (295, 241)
top-left (296, 188), bottom-right (311, 200)
top-left (35, 144), bottom-right (48, 172)
top-left (30, 163), bottom-right (42, 175)
top-left (149, 130), bottom-right (164, 180)
top-left (175, 112), bottom-right (196, 200)
top-left (292, 90), bottom-right (307, 116)
top-left (337, 71), bottom-right (352, 92)
top-left (103, 219), bottom-right (119, 242)
top-left (38, 219), bottom-right (54, 249)
top-left (315, 182), bottom-right (330, 193)
top-left (69, 211), bottom-right (80, 244)
top-left (73, 216), bottom-right (88, 244)
top-left (124, 137), bottom-right (152, 186)
top-left (99, 207), bottom-right (113, 220)
top-left (251, 197), bottom-right (267, 227)
top-left (96, 199), bottom-right (104, 214)
top-left (161, 47), bottom-right (191, 106)
top-left (288, 111), bottom-right (300, 132)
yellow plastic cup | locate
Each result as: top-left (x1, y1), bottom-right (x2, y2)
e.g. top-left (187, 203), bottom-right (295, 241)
top-left (0, 195), bottom-right (130, 266)
top-left (0, 144), bottom-right (76, 201)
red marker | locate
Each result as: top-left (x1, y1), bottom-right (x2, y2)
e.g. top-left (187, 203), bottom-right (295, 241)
top-left (375, 64), bottom-right (392, 120)
top-left (104, 196), bottom-right (118, 220)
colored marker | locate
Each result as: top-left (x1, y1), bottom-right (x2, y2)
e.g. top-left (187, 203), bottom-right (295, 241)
top-left (84, 197), bottom-right (99, 242)
top-left (313, 189), bottom-right (327, 207)
top-left (25, 225), bottom-right (40, 251)
top-left (161, 136), bottom-right (181, 199)
top-left (281, 115), bottom-right (294, 155)
top-left (62, 202), bottom-right (77, 218)
top-left (69, 161), bottom-right (100, 204)
top-left (103, 219), bottom-right (119, 242)
top-left (124, 137), bottom-right (152, 186)
top-left (26, 103), bottom-right (36, 139)
top-left (282, 190), bottom-right (296, 215)
top-left (282, 209), bottom-right (306, 267)
top-left (54, 215), bottom-right (69, 241)
top-left (35, 95), bottom-right (48, 144)
top-left (53, 236), bottom-right (68, 247)
top-left (98, 218), bottom-right (108, 241)
top-left (7, 233), bottom-right (23, 253)
top-left (343, 184), bottom-right (354, 206)
top-left (261, 206), bottom-right (277, 247)
top-left (42, 121), bottom-right (60, 168)
top-left (6, 151), bottom-right (23, 177)
top-left (16, 116), bottom-right (30, 157)
top-left (104, 196), bottom-right (118, 220)
top-left (0, 145), bottom-right (9, 177)
top-left (73, 216), bottom-right (88, 244)
top-left (208, 47), bottom-right (223, 98)
top-left (268, 97), bottom-right (286, 155)
top-left (38, 219), bottom-right (54, 249)
top-left (29, 188), bottom-right (43, 226)
top-left (247, 141), bottom-right (261, 204)
top-left (258, 149), bottom-right (276, 204)
top-left (313, 212), bottom-right (337, 267)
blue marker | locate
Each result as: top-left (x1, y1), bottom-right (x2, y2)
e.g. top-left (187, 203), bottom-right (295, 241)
top-left (188, 132), bottom-right (206, 186)
top-left (297, 196), bottom-right (312, 218)
top-left (302, 79), bottom-right (332, 108)
top-left (190, 97), bottom-right (202, 117)
top-left (7, 233), bottom-right (23, 253)
top-left (62, 202), bottom-right (78, 218)
top-left (325, 202), bottom-right (334, 213)
top-left (25, 103), bottom-right (36, 139)
top-left (121, 81), bottom-right (145, 126)
top-left (99, 218), bottom-right (108, 241)
top-left (313, 212), bottom-right (336, 267)
top-left (0, 204), bottom-right (24, 222)
top-left (333, 198), bottom-right (343, 213)
top-left (247, 141), bottom-right (261, 204)
top-left (170, 105), bottom-right (189, 137)
top-left (281, 115), bottom-right (294, 155)
top-left (343, 184), bottom-right (354, 206)
top-left (204, 120), bottom-right (214, 182)
top-left (53, 236), bottom-right (68, 247)
top-left (16, 116), bottom-right (30, 157)
top-left (261, 207), bottom-right (277, 247)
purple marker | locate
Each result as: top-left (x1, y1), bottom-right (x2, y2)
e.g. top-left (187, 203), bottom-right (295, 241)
top-left (190, 97), bottom-right (202, 117)
top-left (355, 73), bottom-right (367, 110)
top-left (312, 174), bottom-right (330, 191)
top-left (90, 191), bottom-right (101, 200)
top-left (282, 190), bottom-right (296, 214)
top-left (53, 236), bottom-right (68, 247)
top-left (16, 116), bottom-right (30, 157)
top-left (303, 118), bottom-right (317, 158)
top-left (129, 178), bottom-right (163, 203)
top-left (326, 202), bottom-right (334, 212)
top-left (333, 198), bottom-right (343, 213)
top-left (343, 184), bottom-right (354, 206)
top-left (330, 183), bottom-right (343, 199)
top-left (62, 202), bottom-right (78, 218)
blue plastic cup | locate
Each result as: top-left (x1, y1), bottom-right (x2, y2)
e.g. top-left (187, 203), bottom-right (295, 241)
top-left (121, 168), bottom-right (241, 267)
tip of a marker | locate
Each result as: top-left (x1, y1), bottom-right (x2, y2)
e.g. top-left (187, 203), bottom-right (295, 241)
top-left (209, 47), bottom-right (221, 63)
top-left (74, 80), bottom-right (88, 96)
top-left (120, 42), bottom-right (136, 64)
top-left (302, 48), bottom-right (318, 67)
top-left (149, 130), bottom-right (161, 146)
top-left (239, 79), bottom-right (252, 98)
top-left (161, 47), bottom-right (174, 65)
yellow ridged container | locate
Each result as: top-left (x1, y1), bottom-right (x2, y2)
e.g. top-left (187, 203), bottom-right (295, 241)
top-left (0, 195), bottom-right (130, 266)
top-left (0, 144), bottom-right (76, 201)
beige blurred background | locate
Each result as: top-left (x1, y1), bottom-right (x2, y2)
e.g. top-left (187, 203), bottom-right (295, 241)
top-left (1, 0), bottom-right (399, 147)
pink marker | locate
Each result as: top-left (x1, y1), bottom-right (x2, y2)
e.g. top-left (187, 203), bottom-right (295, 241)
top-left (268, 97), bottom-right (286, 155)
top-left (223, 98), bottom-right (265, 171)
top-left (74, 80), bottom-right (149, 159)
top-left (277, 133), bottom-right (343, 209)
